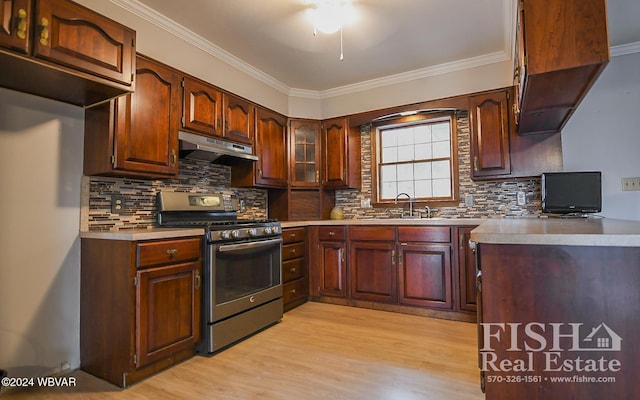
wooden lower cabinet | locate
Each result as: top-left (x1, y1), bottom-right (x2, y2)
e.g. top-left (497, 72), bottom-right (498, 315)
top-left (80, 236), bottom-right (202, 387)
top-left (477, 243), bottom-right (640, 399)
top-left (456, 226), bottom-right (478, 312)
top-left (309, 224), bottom-right (475, 321)
top-left (310, 226), bottom-right (347, 298)
top-left (398, 244), bottom-right (452, 309)
top-left (282, 227), bottom-right (308, 311)
top-left (350, 241), bottom-right (396, 303)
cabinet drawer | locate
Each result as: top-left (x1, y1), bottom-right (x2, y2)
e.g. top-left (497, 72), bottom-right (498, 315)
top-left (397, 226), bottom-right (451, 243)
top-left (282, 227), bottom-right (306, 244)
top-left (283, 258), bottom-right (304, 282)
top-left (283, 242), bottom-right (304, 261)
top-left (283, 277), bottom-right (308, 304)
top-left (136, 238), bottom-right (201, 268)
top-left (318, 226), bottom-right (346, 241)
top-left (349, 226), bottom-right (396, 241)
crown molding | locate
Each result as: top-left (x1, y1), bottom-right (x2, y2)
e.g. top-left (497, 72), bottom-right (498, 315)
top-left (110, 0), bottom-right (290, 94)
top-left (611, 41), bottom-right (640, 57)
top-left (292, 51), bottom-right (511, 100)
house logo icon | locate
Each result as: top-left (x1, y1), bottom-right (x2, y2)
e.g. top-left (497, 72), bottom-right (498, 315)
top-left (580, 323), bottom-right (622, 351)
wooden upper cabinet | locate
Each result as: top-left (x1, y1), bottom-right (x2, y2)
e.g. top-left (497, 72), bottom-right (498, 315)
top-left (516, 0), bottom-right (609, 134)
top-left (223, 94), bottom-right (255, 145)
top-left (84, 55), bottom-right (180, 178)
top-left (0, 0), bottom-right (33, 54)
top-left (232, 106), bottom-right (287, 188)
top-left (321, 117), bottom-right (361, 189)
top-left (0, 0), bottom-right (135, 106)
top-left (290, 119), bottom-right (321, 187)
top-left (34, 0), bottom-right (135, 86)
top-left (469, 88), bottom-right (512, 179)
top-left (181, 77), bottom-right (223, 137)
top-left (255, 107), bottom-right (288, 187)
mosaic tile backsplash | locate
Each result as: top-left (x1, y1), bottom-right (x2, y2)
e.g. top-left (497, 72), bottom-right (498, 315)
top-left (335, 111), bottom-right (543, 219)
top-left (83, 111), bottom-right (545, 231)
top-left (82, 159), bottom-right (267, 231)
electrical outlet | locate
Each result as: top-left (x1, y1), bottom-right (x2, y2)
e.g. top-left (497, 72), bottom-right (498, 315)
top-left (622, 177), bottom-right (640, 191)
top-left (517, 191), bottom-right (526, 206)
top-left (111, 195), bottom-right (125, 214)
top-left (361, 198), bottom-right (371, 208)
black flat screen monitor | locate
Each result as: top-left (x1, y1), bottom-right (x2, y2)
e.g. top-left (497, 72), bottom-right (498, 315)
top-left (541, 171), bottom-right (602, 215)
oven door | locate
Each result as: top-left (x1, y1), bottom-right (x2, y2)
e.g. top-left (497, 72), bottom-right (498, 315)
top-left (207, 237), bottom-right (282, 322)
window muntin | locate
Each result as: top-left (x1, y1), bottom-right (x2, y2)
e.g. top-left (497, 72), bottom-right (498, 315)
top-left (375, 116), bottom-right (456, 203)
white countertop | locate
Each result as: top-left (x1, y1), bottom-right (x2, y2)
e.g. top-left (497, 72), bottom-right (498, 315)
top-left (281, 218), bottom-right (486, 228)
top-left (471, 217), bottom-right (640, 247)
top-left (80, 227), bottom-right (204, 241)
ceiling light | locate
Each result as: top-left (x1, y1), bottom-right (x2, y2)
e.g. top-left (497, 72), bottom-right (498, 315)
top-left (306, 0), bottom-right (357, 61)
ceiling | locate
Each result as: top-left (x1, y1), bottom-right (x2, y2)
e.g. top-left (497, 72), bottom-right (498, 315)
top-left (122, 0), bottom-right (640, 94)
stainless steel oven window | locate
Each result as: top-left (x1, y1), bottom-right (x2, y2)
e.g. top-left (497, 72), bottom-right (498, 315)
top-left (213, 238), bottom-right (282, 305)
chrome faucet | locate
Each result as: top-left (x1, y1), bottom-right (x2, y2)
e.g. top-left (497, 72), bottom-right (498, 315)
top-left (394, 192), bottom-right (413, 218)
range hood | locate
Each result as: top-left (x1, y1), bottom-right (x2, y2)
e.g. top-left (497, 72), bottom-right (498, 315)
top-left (178, 131), bottom-right (258, 165)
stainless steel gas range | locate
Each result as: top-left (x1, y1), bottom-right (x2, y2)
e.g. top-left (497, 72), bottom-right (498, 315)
top-left (157, 191), bottom-right (283, 355)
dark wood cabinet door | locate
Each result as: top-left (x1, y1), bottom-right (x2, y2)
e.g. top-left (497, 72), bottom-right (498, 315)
top-left (290, 119), bottom-right (321, 187)
top-left (182, 77), bottom-right (223, 137)
top-left (223, 94), bottom-right (254, 144)
top-left (349, 241), bottom-right (396, 303)
top-left (322, 117), bottom-right (348, 187)
top-left (457, 227), bottom-right (477, 312)
top-left (113, 56), bottom-right (179, 177)
top-left (33, 0), bottom-right (135, 85)
top-left (0, 0), bottom-right (32, 53)
top-left (317, 241), bottom-right (347, 298)
top-left (398, 244), bottom-right (452, 309)
top-left (135, 260), bottom-right (201, 368)
top-left (469, 89), bottom-right (512, 179)
top-left (254, 107), bottom-right (288, 187)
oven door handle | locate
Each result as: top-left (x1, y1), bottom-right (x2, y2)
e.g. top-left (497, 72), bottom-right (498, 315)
top-left (217, 238), bottom-right (283, 253)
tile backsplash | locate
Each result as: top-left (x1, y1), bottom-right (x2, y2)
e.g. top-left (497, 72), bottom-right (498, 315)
top-left (82, 160), bottom-right (267, 231)
top-left (335, 111), bottom-right (543, 219)
top-left (82, 111), bottom-right (544, 231)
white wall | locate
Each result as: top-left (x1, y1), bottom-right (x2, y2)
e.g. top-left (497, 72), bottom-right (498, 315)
top-left (0, 89), bottom-right (84, 376)
top-left (562, 52), bottom-right (640, 221)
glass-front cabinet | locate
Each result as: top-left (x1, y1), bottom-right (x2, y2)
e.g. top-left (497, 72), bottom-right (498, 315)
top-left (290, 119), bottom-right (321, 187)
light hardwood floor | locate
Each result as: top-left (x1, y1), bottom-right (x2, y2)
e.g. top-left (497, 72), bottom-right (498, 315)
top-left (3, 302), bottom-right (484, 399)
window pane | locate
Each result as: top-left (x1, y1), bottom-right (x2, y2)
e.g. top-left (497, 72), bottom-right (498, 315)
top-left (381, 182), bottom-right (396, 200)
top-left (397, 181), bottom-right (414, 197)
top-left (414, 125), bottom-right (431, 143)
top-left (397, 127), bottom-right (414, 146)
top-left (397, 145), bottom-right (414, 162)
top-left (433, 178), bottom-right (452, 197)
top-left (432, 140), bottom-right (450, 158)
top-left (432, 160), bottom-right (450, 178)
top-left (414, 143), bottom-right (432, 160)
top-left (415, 180), bottom-right (433, 198)
top-left (381, 130), bottom-right (397, 147)
top-left (397, 163), bottom-right (414, 181)
top-left (414, 162), bottom-right (432, 180)
top-left (382, 147), bottom-right (397, 163)
top-left (380, 165), bottom-right (396, 182)
top-left (432, 122), bottom-right (450, 141)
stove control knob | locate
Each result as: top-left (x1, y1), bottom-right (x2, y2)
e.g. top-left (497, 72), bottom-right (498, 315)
top-left (264, 227), bottom-right (273, 235)
top-left (220, 230), bottom-right (232, 239)
top-left (248, 228), bottom-right (258, 237)
top-left (272, 226), bottom-right (280, 234)
top-left (231, 230), bottom-right (241, 238)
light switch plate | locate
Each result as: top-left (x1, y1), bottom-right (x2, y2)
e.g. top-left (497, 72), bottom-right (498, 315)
top-left (464, 194), bottom-right (474, 207)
